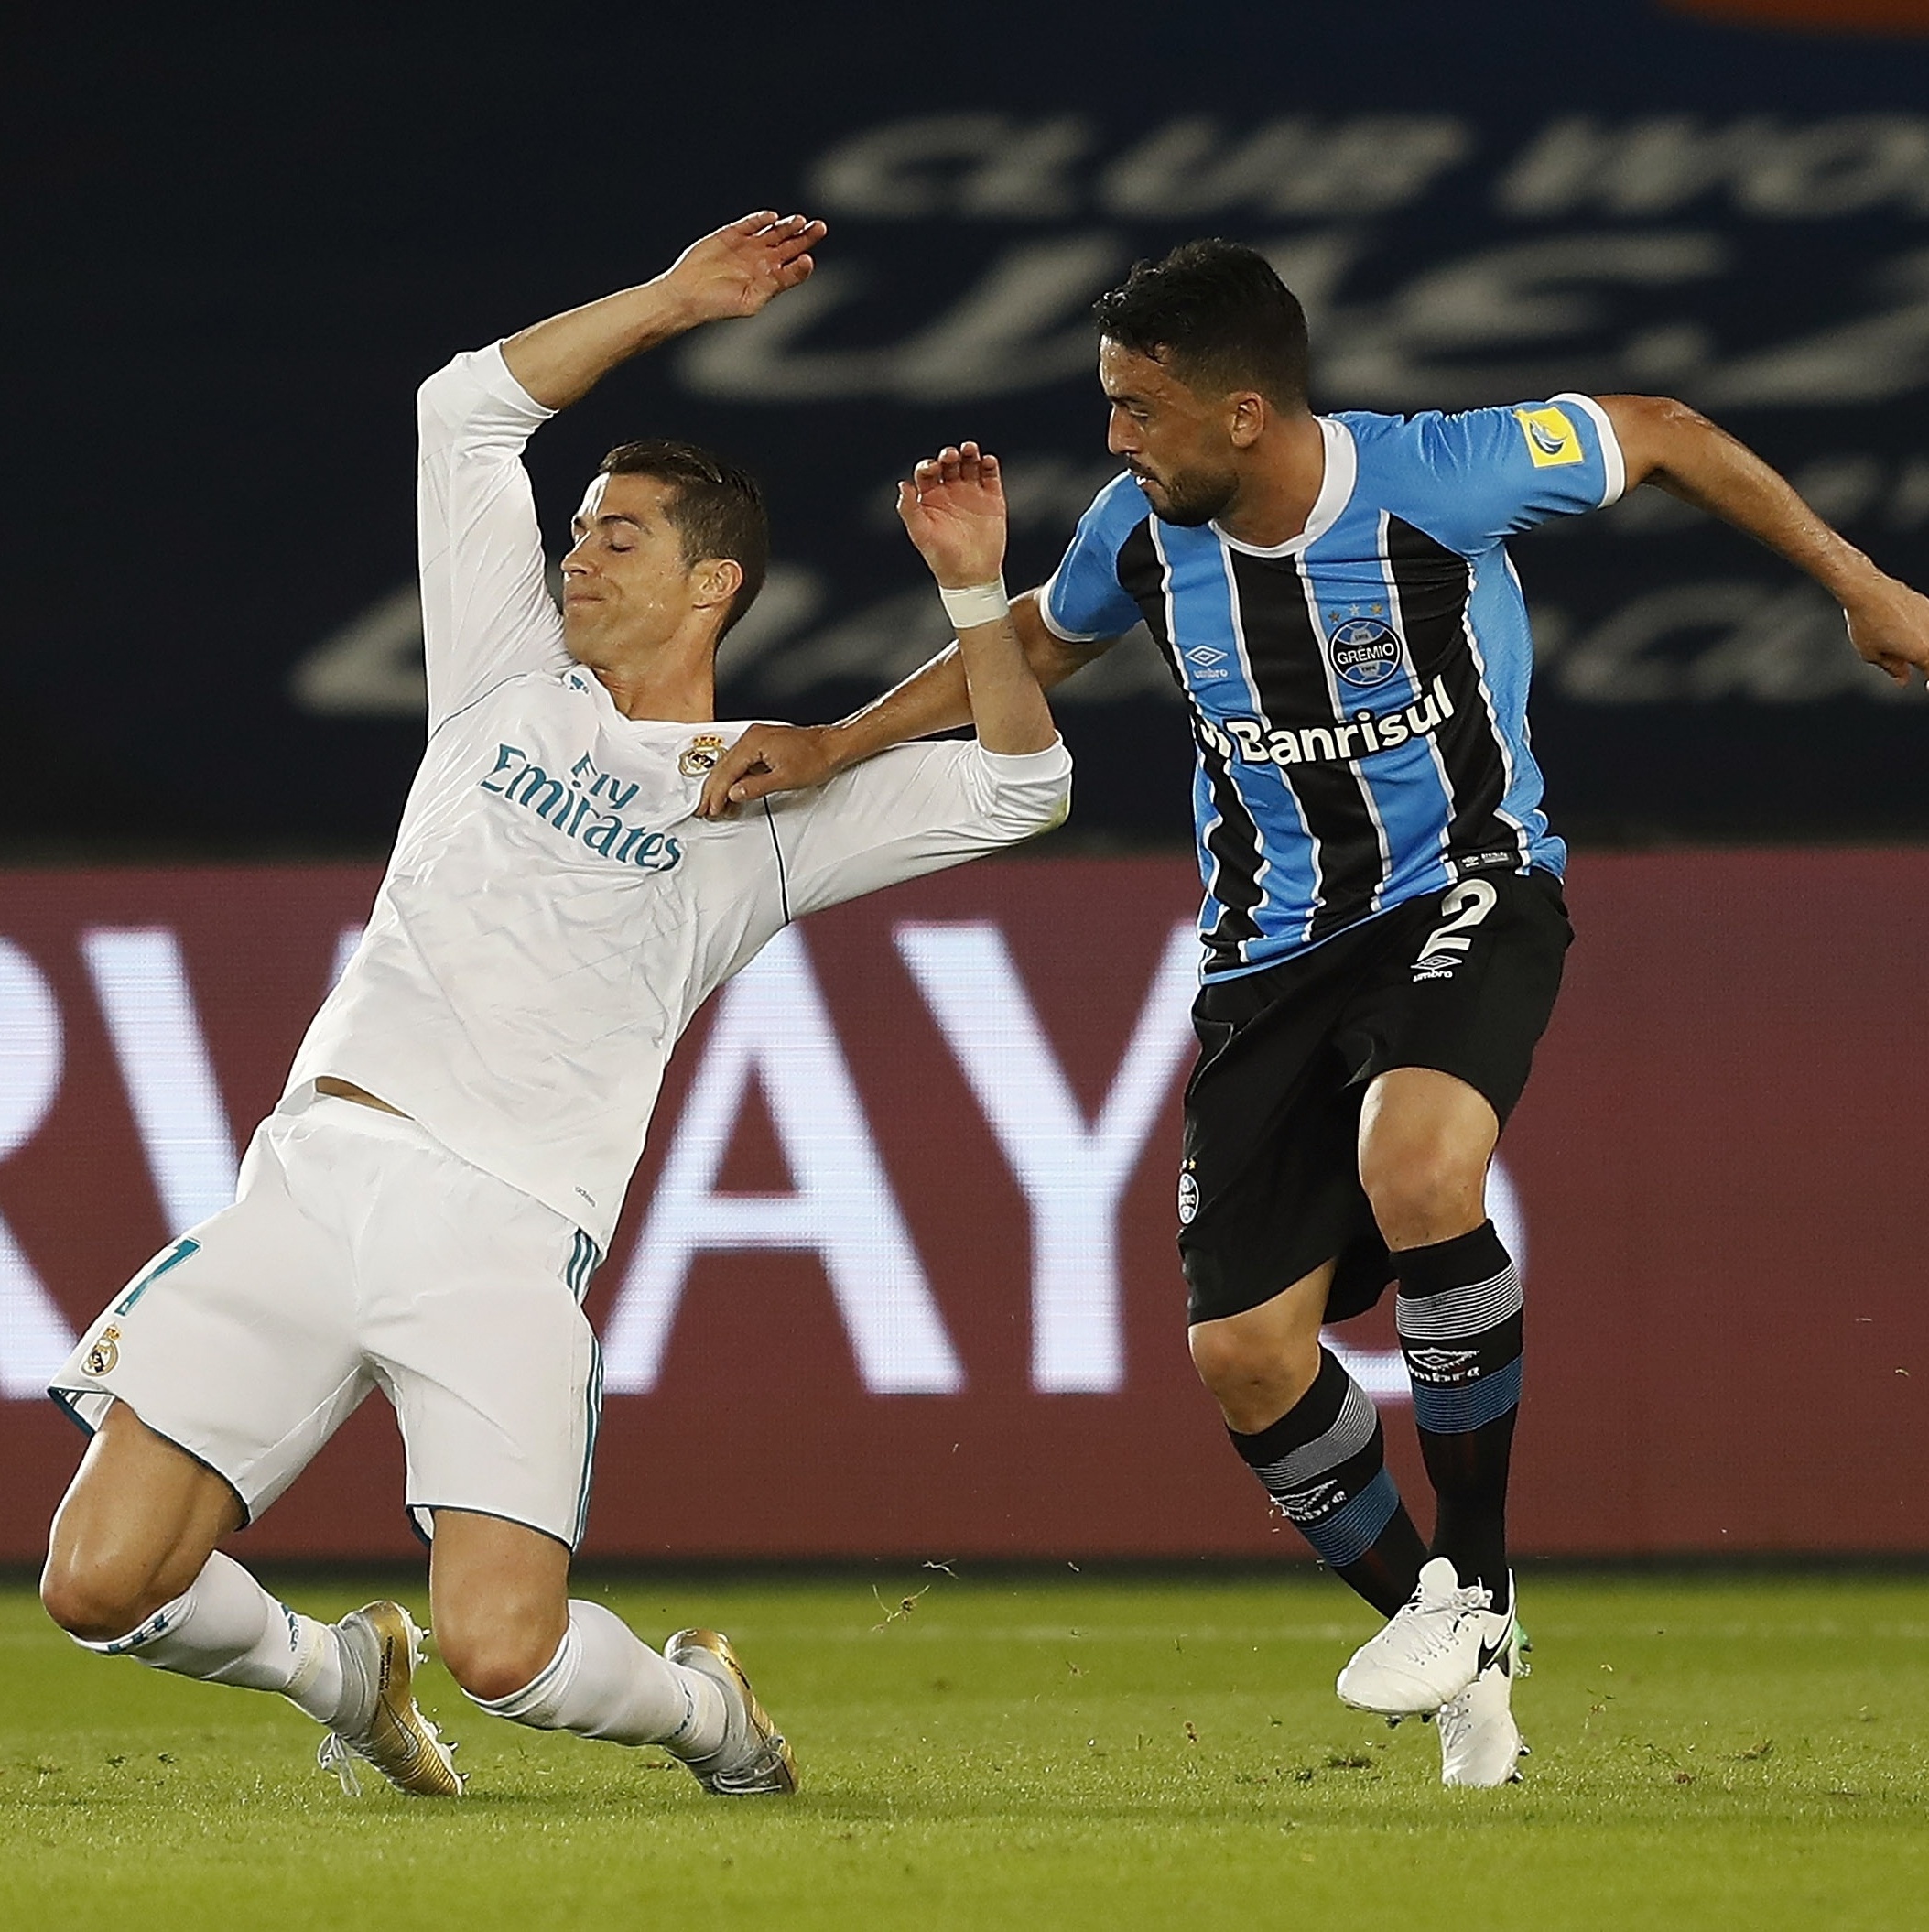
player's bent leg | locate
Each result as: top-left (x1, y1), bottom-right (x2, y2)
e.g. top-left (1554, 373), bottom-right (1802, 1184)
top-left (42, 1399), bottom-right (244, 1642)
top-left (429, 1509), bottom-right (797, 1796)
top-left (1187, 1261), bottom-right (1331, 1435)
top-left (1356, 1066), bottom-right (1497, 1253)
top-left (38, 1401), bottom-right (442, 1787)
top-left (1339, 1067), bottom-right (1524, 1718)
top-left (1190, 1265), bottom-right (1427, 1619)
top-left (426, 1508), bottom-right (571, 1702)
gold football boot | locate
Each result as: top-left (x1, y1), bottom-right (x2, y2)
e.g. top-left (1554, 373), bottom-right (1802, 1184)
top-left (665, 1627), bottom-right (798, 1796)
top-left (316, 1601), bottom-right (464, 1797)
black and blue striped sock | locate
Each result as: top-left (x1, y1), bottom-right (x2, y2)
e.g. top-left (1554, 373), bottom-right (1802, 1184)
top-left (1229, 1347), bottom-right (1426, 1617)
top-left (1395, 1220), bottom-right (1523, 1609)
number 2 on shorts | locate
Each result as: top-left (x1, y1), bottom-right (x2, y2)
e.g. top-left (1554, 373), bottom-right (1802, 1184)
top-left (1414, 878), bottom-right (1498, 965)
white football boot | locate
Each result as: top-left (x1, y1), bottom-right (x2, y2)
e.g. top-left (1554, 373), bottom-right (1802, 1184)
top-left (1337, 1557), bottom-right (1513, 1716)
top-left (1437, 1615), bottom-right (1530, 1786)
top-left (316, 1601), bottom-right (464, 1796)
top-left (666, 1628), bottom-right (798, 1796)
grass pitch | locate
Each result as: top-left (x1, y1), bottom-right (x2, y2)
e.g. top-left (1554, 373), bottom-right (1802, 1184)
top-left (4, 1568), bottom-right (1925, 1931)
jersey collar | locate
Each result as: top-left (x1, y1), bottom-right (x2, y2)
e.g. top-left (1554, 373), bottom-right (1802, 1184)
top-left (1209, 417), bottom-right (1357, 559)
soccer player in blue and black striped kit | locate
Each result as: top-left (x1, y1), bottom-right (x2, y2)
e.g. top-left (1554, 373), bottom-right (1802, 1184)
top-left (707, 241), bottom-right (1929, 1785)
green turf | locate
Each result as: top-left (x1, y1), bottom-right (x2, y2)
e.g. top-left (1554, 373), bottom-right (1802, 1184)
top-left (3, 1569), bottom-right (1925, 1930)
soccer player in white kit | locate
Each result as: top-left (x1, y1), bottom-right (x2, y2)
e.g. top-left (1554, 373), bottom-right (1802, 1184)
top-left (38, 212), bottom-right (1071, 1800)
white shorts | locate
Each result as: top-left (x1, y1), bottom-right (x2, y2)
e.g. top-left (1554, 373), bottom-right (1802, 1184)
top-left (51, 1093), bottom-right (604, 1548)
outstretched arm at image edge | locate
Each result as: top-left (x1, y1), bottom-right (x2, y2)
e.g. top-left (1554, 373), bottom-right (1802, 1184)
top-left (1600, 393), bottom-right (1929, 687)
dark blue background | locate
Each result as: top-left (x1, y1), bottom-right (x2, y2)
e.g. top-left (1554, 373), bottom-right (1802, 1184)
top-left (6, 1), bottom-right (1928, 852)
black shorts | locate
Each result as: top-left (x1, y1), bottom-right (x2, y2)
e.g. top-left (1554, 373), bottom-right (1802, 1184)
top-left (1177, 868), bottom-right (1572, 1329)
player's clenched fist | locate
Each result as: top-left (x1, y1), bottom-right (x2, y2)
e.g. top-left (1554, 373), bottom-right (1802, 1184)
top-left (897, 443), bottom-right (1007, 590)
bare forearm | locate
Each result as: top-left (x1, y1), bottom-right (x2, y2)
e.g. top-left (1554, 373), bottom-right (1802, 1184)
top-left (953, 613), bottom-right (1058, 755)
top-left (501, 212), bottom-right (825, 411)
top-left (828, 591), bottom-right (1100, 766)
top-left (502, 282), bottom-right (700, 411)
top-left (1602, 394), bottom-right (1883, 602)
top-left (1600, 392), bottom-right (1929, 686)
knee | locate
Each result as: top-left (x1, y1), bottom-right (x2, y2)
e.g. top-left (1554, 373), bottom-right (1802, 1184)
top-left (434, 1600), bottom-right (564, 1705)
top-left (39, 1550), bottom-right (161, 1645)
top-left (1360, 1136), bottom-right (1485, 1250)
top-left (1189, 1322), bottom-right (1321, 1435)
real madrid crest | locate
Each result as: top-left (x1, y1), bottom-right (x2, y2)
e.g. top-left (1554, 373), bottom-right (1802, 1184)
top-left (86, 1326), bottom-right (122, 1376)
top-left (678, 733), bottom-right (727, 778)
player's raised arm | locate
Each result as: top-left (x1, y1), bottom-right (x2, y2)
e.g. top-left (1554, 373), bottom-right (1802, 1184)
top-left (502, 212), bottom-right (826, 409)
top-left (416, 212), bottom-right (824, 732)
top-left (1599, 393), bottom-right (1929, 688)
top-left (894, 443), bottom-right (1057, 756)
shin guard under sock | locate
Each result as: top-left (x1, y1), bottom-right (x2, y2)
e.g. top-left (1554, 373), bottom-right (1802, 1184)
top-left (1229, 1347), bottom-right (1427, 1616)
top-left (1394, 1219), bottom-right (1523, 1606)
top-left (80, 1550), bottom-right (345, 1720)
top-left (471, 1601), bottom-right (726, 1756)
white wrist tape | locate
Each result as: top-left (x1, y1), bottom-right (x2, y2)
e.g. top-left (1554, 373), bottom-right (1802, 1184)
top-left (938, 576), bottom-right (1010, 630)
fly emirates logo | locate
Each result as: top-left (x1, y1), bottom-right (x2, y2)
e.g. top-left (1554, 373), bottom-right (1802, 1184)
top-left (480, 745), bottom-right (685, 873)
top-left (1195, 675), bottom-right (1454, 770)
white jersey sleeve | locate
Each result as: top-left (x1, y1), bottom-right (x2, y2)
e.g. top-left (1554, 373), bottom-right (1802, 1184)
top-left (770, 736), bottom-right (1073, 919)
top-left (417, 342), bottom-right (571, 732)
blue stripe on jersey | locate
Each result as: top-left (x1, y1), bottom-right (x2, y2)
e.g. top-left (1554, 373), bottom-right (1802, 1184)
top-left (1467, 551), bottom-right (1566, 876)
top-left (1301, 495), bottom-right (1445, 915)
top-left (1351, 507), bottom-right (1460, 906)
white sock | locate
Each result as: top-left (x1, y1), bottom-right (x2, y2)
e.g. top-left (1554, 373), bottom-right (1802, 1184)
top-left (79, 1550), bottom-right (346, 1723)
top-left (471, 1600), bottom-right (726, 1757)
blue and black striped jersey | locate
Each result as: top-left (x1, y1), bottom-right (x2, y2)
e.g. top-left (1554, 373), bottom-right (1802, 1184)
top-left (1042, 394), bottom-right (1624, 978)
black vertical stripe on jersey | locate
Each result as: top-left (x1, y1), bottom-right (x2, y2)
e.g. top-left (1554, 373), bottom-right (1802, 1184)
top-left (1222, 549), bottom-right (1387, 942)
top-left (1382, 516), bottom-right (1522, 867)
top-left (1115, 520), bottom-right (1187, 695)
top-left (1118, 522), bottom-right (1263, 968)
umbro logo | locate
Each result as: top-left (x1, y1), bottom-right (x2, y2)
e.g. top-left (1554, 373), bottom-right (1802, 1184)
top-left (1185, 646), bottom-right (1228, 668)
top-left (1274, 1480), bottom-right (1344, 1519)
top-left (1406, 1348), bottom-right (1477, 1373)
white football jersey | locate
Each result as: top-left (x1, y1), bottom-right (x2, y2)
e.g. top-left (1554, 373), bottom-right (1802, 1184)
top-left (286, 343), bottom-right (1071, 1249)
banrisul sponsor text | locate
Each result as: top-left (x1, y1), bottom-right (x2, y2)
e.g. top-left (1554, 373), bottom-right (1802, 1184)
top-left (1197, 676), bottom-right (1456, 769)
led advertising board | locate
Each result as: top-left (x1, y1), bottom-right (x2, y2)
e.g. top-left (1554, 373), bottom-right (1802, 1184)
top-left (0, 852), bottom-right (1922, 1561)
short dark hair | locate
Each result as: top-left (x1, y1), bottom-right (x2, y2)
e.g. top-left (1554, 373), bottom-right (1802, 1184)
top-left (1091, 239), bottom-right (1309, 409)
top-left (598, 440), bottom-right (768, 636)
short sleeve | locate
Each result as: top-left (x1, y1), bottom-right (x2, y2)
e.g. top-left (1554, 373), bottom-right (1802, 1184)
top-left (1393, 393), bottom-right (1626, 554)
top-left (1039, 473), bottom-right (1147, 644)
